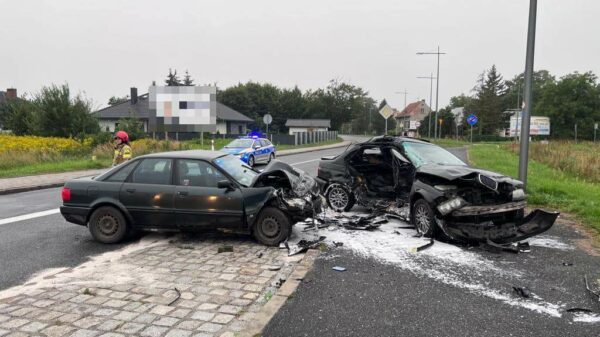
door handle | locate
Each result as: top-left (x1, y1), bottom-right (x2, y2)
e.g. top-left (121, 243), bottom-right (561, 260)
top-left (126, 188), bottom-right (136, 193)
top-left (177, 191), bottom-right (189, 196)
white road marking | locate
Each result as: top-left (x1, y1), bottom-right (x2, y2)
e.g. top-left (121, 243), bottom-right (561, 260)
top-left (0, 208), bottom-right (60, 226)
top-left (290, 158), bottom-right (320, 166)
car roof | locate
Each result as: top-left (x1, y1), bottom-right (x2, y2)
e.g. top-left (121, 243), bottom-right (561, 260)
top-left (139, 150), bottom-right (228, 160)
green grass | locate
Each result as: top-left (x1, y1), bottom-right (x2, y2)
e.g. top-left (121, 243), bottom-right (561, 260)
top-left (469, 144), bottom-right (600, 234)
top-left (0, 158), bottom-right (111, 178)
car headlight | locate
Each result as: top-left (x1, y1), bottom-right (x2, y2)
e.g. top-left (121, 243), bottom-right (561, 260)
top-left (434, 185), bottom-right (457, 191)
top-left (437, 197), bottom-right (467, 215)
top-left (511, 188), bottom-right (525, 201)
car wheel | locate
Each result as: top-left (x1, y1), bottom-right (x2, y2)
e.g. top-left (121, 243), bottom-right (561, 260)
top-left (326, 184), bottom-right (355, 212)
top-left (88, 206), bottom-right (128, 244)
top-left (412, 199), bottom-right (436, 237)
top-left (253, 207), bottom-right (291, 246)
top-left (248, 155), bottom-right (255, 167)
top-left (268, 153), bottom-right (275, 163)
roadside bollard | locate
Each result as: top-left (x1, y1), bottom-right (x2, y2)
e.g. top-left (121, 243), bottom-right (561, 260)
top-left (211, 139), bottom-right (214, 151)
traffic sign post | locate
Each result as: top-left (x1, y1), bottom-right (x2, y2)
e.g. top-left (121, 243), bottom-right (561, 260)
top-left (466, 114), bottom-right (478, 143)
top-left (379, 104), bottom-right (394, 135)
top-left (263, 114), bottom-right (273, 134)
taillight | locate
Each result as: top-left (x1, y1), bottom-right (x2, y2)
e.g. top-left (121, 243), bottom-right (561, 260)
top-left (61, 187), bottom-right (71, 202)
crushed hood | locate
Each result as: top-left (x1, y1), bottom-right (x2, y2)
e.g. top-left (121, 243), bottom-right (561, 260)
top-left (252, 160), bottom-right (319, 197)
top-left (417, 164), bottom-right (521, 184)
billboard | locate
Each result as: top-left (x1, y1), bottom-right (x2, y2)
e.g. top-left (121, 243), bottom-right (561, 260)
top-left (509, 116), bottom-right (550, 136)
top-left (409, 120), bottom-right (421, 130)
top-left (149, 86), bottom-right (217, 133)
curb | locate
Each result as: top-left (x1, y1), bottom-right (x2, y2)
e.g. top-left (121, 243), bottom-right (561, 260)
top-left (0, 141), bottom-right (351, 196)
top-left (241, 249), bottom-right (320, 337)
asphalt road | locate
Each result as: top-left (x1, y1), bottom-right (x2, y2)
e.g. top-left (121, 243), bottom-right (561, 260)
top-left (0, 145), bottom-right (349, 291)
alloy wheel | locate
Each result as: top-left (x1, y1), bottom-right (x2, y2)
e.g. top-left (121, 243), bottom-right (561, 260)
top-left (329, 186), bottom-right (349, 210)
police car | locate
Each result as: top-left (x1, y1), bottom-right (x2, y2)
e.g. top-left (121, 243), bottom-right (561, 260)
top-left (220, 136), bottom-right (276, 167)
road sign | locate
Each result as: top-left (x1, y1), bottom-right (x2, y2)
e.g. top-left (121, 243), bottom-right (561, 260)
top-left (379, 104), bottom-right (394, 120)
top-left (263, 114), bottom-right (273, 125)
top-left (467, 114), bottom-right (478, 126)
top-left (595, 123), bottom-right (598, 130)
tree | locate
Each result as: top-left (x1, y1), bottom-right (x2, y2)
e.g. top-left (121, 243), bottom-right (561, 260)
top-left (35, 84), bottom-right (99, 139)
top-left (0, 99), bottom-right (37, 135)
top-left (473, 65), bottom-right (507, 134)
top-left (165, 68), bottom-right (182, 86)
top-left (183, 70), bottom-right (194, 86)
top-left (536, 72), bottom-right (600, 139)
top-left (502, 70), bottom-right (555, 113)
top-left (108, 95), bottom-right (129, 106)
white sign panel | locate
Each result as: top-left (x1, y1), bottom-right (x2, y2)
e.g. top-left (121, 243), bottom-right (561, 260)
top-left (409, 120), bottom-right (421, 130)
top-left (509, 116), bottom-right (550, 136)
top-left (379, 104), bottom-right (394, 120)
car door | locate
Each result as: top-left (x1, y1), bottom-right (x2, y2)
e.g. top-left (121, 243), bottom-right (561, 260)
top-left (119, 158), bottom-right (176, 227)
top-left (251, 140), bottom-right (265, 163)
top-left (259, 139), bottom-right (272, 162)
top-left (174, 159), bottom-right (244, 229)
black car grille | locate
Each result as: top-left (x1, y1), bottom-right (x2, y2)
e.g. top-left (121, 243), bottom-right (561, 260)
top-left (478, 174), bottom-right (498, 191)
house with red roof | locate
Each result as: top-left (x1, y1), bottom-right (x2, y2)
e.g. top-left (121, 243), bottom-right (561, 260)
top-left (393, 100), bottom-right (432, 137)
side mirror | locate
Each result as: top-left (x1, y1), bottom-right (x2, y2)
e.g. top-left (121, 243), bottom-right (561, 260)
top-left (217, 180), bottom-right (235, 190)
top-left (253, 145), bottom-right (261, 149)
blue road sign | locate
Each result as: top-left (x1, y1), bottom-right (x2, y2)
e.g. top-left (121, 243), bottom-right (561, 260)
top-left (467, 114), bottom-right (478, 126)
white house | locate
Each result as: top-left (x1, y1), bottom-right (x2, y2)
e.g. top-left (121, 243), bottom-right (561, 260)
top-left (285, 119), bottom-right (331, 135)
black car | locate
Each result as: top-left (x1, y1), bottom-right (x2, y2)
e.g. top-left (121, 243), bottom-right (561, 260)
top-left (60, 150), bottom-right (321, 246)
top-left (315, 136), bottom-right (558, 244)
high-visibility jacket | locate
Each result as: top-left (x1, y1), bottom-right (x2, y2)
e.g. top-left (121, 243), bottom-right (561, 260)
top-left (113, 144), bottom-right (132, 166)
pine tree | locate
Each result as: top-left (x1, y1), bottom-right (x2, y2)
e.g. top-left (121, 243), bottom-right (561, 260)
top-left (165, 68), bottom-right (182, 86)
top-left (183, 70), bottom-right (194, 86)
top-left (474, 65), bottom-right (506, 134)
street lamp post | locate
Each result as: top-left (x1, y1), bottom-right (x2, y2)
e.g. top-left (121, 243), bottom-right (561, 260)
top-left (417, 74), bottom-right (436, 139)
top-left (395, 90), bottom-right (409, 135)
top-left (518, 0), bottom-right (538, 189)
top-left (417, 47), bottom-right (446, 139)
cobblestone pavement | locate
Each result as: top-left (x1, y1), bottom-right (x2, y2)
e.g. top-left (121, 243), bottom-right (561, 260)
top-left (0, 234), bottom-right (305, 337)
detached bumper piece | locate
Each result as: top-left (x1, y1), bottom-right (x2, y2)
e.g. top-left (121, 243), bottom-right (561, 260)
top-left (441, 209), bottom-right (559, 244)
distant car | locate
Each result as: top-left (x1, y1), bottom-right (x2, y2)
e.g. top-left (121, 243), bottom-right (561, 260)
top-left (316, 136), bottom-right (558, 244)
top-left (60, 150), bottom-right (321, 246)
top-left (220, 137), bottom-right (276, 167)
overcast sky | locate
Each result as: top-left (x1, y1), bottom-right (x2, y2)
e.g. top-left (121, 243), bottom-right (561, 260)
top-left (1, 0), bottom-right (598, 110)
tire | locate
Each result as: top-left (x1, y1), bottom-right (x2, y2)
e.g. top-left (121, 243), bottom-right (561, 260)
top-left (88, 206), bottom-right (129, 244)
top-left (268, 153), bottom-right (275, 163)
top-left (412, 199), bottom-right (437, 237)
top-left (253, 207), bottom-right (291, 246)
top-left (326, 184), bottom-right (355, 212)
top-left (248, 155), bottom-right (255, 167)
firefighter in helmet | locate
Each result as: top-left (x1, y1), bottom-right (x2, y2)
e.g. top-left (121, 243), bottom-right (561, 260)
top-left (113, 131), bottom-right (133, 166)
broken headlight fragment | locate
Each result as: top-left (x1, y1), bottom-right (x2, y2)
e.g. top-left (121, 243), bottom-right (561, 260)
top-left (437, 197), bottom-right (467, 215)
top-left (511, 188), bottom-right (526, 201)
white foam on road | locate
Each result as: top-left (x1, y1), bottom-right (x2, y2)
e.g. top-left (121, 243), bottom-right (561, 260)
top-left (298, 212), bottom-right (568, 319)
top-left (573, 313), bottom-right (600, 323)
top-left (528, 235), bottom-right (575, 251)
top-left (0, 208), bottom-right (60, 226)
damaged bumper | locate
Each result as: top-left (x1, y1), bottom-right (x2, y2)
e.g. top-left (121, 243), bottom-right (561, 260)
top-left (439, 209), bottom-right (559, 244)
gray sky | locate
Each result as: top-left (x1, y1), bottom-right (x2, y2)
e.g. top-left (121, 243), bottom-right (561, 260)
top-left (1, 0), bottom-right (599, 110)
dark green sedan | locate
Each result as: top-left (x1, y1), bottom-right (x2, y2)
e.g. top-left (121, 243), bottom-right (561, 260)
top-left (60, 150), bottom-right (321, 246)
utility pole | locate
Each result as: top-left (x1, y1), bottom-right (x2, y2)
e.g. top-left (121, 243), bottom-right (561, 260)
top-left (417, 47), bottom-right (445, 139)
top-left (417, 74), bottom-right (436, 139)
top-left (518, 0), bottom-right (537, 189)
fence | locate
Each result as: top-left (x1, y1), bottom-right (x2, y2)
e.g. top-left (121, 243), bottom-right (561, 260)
top-left (149, 130), bottom-right (338, 146)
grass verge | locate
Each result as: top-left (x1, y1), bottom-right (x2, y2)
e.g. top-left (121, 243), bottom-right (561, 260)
top-left (0, 158), bottom-right (111, 178)
top-left (468, 143), bottom-right (600, 234)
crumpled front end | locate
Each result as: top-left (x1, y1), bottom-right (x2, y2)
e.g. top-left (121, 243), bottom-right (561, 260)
top-left (438, 208), bottom-right (559, 244)
top-left (252, 160), bottom-right (322, 221)
top-left (424, 169), bottom-right (560, 243)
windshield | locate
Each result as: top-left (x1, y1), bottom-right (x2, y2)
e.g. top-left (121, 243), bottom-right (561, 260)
top-left (213, 155), bottom-right (257, 187)
top-left (225, 139), bottom-right (254, 148)
top-left (402, 142), bottom-right (466, 168)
